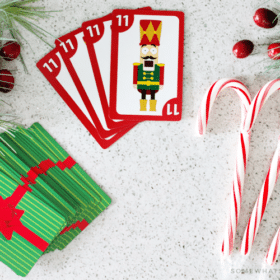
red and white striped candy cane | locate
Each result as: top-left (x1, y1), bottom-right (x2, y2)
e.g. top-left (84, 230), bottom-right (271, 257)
top-left (241, 138), bottom-right (280, 257)
top-left (197, 78), bottom-right (251, 136)
top-left (197, 78), bottom-right (251, 257)
top-left (266, 223), bottom-right (280, 265)
top-left (240, 79), bottom-right (280, 256)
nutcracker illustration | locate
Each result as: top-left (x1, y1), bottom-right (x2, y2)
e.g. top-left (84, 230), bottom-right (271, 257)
top-left (133, 20), bottom-right (165, 112)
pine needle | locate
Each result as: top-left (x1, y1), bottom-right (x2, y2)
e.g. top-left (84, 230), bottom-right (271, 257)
top-left (0, 0), bottom-right (57, 72)
top-left (0, 0), bottom-right (59, 131)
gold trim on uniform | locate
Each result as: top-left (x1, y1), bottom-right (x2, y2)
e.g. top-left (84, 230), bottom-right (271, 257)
top-left (157, 64), bottom-right (165, 67)
top-left (133, 63), bottom-right (141, 66)
top-left (137, 81), bottom-right (160, 86)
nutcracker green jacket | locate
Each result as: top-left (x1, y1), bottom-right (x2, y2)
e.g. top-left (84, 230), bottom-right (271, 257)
top-left (133, 63), bottom-right (165, 91)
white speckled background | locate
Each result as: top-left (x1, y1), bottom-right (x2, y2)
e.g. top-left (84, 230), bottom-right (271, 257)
top-left (2, 0), bottom-right (280, 279)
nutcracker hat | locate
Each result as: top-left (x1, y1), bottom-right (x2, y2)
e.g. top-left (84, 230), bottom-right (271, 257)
top-left (139, 20), bottom-right (162, 46)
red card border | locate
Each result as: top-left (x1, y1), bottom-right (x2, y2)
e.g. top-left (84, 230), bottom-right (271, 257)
top-left (36, 48), bottom-right (136, 149)
top-left (110, 9), bottom-right (185, 122)
top-left (55, 29), bottom-right (134, 138)
top-left (82, 14), bottom-right (140, 130)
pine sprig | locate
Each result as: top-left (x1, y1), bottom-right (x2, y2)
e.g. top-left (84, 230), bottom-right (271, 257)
top-left (0, 0), bottom-right (57, 71)
top-left (0, 0), bottom-right (57, 131)
top-left (0, 106), bottom-right (20, 133)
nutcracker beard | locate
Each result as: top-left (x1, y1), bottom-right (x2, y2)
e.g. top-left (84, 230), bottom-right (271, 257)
top-left (142, 56), bottom-right (156, 70)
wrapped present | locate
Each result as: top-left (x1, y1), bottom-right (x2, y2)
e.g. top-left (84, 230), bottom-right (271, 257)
top-left (0, 123), bottom-right (111, 275)
top-left (0, 172), bottom-right (66, 277)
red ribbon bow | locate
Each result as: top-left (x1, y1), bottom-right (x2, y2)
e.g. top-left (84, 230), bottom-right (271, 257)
top-left (0, 196), bottom-right (24, 240)
top-left (0, 187), bottom-right (49, 252)
top-left (0, 156), bottom-right (77, 249)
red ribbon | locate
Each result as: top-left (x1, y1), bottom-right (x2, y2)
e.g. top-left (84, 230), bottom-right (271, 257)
top-left (21, 156), bottom-right (76, 185)
top-left (60, 219), bottom-right (89, 235)
top-left (0, 156), bottom-right (77, 248)
top-left (0, 185), bottom-right (49, 252)
top-left (0, 156), bottom-right (77, 251)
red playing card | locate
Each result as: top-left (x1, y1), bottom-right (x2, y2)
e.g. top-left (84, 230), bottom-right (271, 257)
top-left (36, 48), bottom-right (136, 149)
top-left (55, 28), bottom-right (136, 138)
top-left (110, 9), bottom-right (185, 121)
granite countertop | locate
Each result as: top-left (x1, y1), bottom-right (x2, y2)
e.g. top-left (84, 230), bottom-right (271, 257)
top-left (1, 0), bottom-right (280, 279)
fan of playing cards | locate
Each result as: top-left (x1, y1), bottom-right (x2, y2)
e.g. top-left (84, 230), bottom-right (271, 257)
top-left (37, 7), bottom-right (185, 149)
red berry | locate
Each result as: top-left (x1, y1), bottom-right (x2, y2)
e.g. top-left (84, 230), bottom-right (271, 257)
top-left (0, 41), bottom-right (21, 61)
top-left (232, 40), bottom-right (254, 58)
top-left (0, 70), bottom-right (14, 93)
top-left (268, 43), bottom-right (280, 60)
top-left (253, 8), bottom-right (278, 28)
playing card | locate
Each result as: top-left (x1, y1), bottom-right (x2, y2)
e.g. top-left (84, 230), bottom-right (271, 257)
top-left (0, 123), bottom-right (112, 253)
top-left (81, 8), bottom-right (152, 125)
top-left (55, 28), bottom-right (137, 137)
top-left (82, 15), bottom-right (125, 125)
top-left (110, 9), bottom-right (184, 121)
top-left (37, 48), bottom-right (136, 149)
top-left (0, 171), bottom-right (66, 277)
top-left (27, 123), bottom-right (112, 251)
top-left (0, 153), bottom-right (77, 223)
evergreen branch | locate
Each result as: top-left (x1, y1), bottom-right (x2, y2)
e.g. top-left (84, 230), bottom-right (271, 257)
top-left (0, 0), bottom-right (57, 72)
top-left (0, 0), bottom-right (58, 128)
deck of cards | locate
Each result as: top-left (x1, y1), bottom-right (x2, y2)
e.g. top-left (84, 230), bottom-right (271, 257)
top-left (37, 7), bottom-right (185, 149)
top-left (0, 123), bottom-right (111, 276)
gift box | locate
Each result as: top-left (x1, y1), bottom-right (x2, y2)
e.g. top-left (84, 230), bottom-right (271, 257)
top-left (0, 171), bottom-right (66, 277)
top-left (0, 123), bottom-right (111, 276)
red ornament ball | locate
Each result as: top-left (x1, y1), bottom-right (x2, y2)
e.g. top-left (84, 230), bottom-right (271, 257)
top-left (0, 41), bottom-right (21, 61)
top-left (0, 69), bottom-right (14, 93)
top-left (232, 40), bottom-right (254, 58)
top-left (268, 43), bottom-right (280, 60)
top-left (253, 8), bottom-right (278, 28)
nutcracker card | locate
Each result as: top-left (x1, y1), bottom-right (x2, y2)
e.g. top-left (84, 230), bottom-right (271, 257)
top-left (81, 8), bottom-right (152, 128)
top-left (36, 7), bottom-right (185, 149)
top-left (110, 9), bottom-right (184, 121)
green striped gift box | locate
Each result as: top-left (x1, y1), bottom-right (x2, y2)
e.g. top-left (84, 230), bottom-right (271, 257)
top-left (0, 171), bottom-right (66, 277)
top-left (0, 123), bottom-right (111, 254)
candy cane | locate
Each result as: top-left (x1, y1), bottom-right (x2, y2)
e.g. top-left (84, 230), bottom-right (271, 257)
top-left (240, 79), bottom-right (280, 256)
top-left (241, 138), bottom-right (280, 258)
top-left (266, 225), bottom-right (280, 265)
top-left (197, 78), bottom-right (251, 257)
top-left (197, 79), bottom-right (251, 136)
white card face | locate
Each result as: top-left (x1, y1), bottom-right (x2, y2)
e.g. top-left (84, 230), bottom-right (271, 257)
top-left (116, 15), bottom-right (179, 116)
top-left (55, 52), bottom-right (115, 140)
top-left (56, 52), bottom-right (94, 125)
top-left (36, 48), bottom-right (137, 149)
top-left (71, 32), bottom-right (111, 131)
top-left (94, 20), bottom-right (112, 103)
top-left (93, 19), bottom-right (122, 123)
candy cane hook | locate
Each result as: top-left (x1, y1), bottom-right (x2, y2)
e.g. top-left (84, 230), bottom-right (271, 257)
top-left (197, 78), bottom-right (251, 257)
top-left (240, 79), bottom-right (280, 258)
